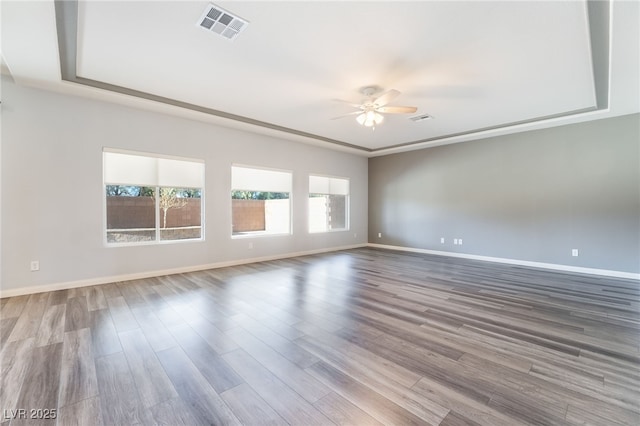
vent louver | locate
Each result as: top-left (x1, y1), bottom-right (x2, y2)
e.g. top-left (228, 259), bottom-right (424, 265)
top-left (198, 3), bottom-right (248, 40)
top-left (409, 114), bottom-right (433, 122)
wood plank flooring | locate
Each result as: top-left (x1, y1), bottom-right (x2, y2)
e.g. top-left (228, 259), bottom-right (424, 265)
top-left (1, 247), bottom-right (639, 425)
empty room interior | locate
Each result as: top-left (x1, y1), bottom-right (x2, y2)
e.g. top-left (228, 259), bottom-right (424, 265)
top-left (1, 1), bottom-right (639, 425)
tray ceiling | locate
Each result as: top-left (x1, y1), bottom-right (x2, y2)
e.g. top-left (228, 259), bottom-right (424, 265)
top-left (2, 1), bottom-right (639, 155)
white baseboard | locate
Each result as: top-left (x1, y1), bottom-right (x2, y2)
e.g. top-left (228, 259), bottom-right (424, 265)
top-left (0, 243), bottom-right (368, 298)
top-left (368, 243), bottom-right (640, 280)
top-left (4, 242), bottom-right (635, 298)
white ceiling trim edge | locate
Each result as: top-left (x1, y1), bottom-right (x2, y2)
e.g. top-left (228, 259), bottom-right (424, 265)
top-left (369, 107), bottom-right (615, 157)
top-left (52, 0), bottom-right (616, 158)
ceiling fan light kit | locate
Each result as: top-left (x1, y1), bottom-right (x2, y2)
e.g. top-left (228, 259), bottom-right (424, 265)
top-left (356, 110), bottom-right (384, 127)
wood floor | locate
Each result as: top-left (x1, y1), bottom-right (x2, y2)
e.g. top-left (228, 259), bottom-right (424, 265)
top-left (1, 247), bottom-right (639, 425)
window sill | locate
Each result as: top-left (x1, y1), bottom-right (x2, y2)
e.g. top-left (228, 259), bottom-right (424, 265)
top-left (231, 232), bottom-right (292, 239)
top-left (104, 237), bottom-right (205, 248)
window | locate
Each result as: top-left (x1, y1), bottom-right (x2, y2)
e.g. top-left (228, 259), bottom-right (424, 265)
top-left (231, 165), bottom-right (291, 236)
top-left (103, 149), bottom-right (204, 244)
top-left (309, 175), bottom-right (349, 233)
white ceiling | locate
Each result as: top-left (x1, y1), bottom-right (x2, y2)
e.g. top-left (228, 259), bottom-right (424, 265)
top-left (2, 1), bottom-right (639, 156)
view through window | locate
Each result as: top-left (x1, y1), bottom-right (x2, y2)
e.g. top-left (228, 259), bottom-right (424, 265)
top-left (103, 150), bottom-right (204, 244)
top-left (231, 165), bottom-right (292, 236)
top-left (309, 175), bottom-right (349, 233)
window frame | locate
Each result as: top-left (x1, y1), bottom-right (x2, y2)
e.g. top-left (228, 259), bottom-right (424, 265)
top-left (231, 164), bottom-right (293, 238)
top-left (103, 148), bottom-right (205, 247)
top-left (308, 174), bottom-right (350, 233)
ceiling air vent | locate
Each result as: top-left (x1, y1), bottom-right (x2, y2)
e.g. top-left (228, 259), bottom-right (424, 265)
top-left (198, 3), bottom-right (248, 41)
top-left (409, 114), bottom-right (433, 122)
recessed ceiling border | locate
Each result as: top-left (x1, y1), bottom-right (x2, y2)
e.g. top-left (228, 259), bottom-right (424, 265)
top-left (54, 0), bottom-right (610, 155)
top-left (53, 0), bottom-right (369, 153)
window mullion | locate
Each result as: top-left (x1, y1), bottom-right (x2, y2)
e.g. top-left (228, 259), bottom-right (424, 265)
top-left (155, 186), bottom-right (161, 242)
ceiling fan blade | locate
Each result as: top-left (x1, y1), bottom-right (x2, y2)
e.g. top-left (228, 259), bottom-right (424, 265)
top-left (330, 111), bottom-right (362, 120)
top-left (372, 89), bottom-right (400, 107)
top-left (377, 105), bottom-right (418, 114)
top-left (332, 99), bottom-right (363, 108)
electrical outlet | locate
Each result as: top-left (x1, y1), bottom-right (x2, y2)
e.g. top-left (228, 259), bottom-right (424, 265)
top-left (378, 233), bottom-right (382, 238)
top-left (459, 239), bottom-right (463, 245)
top-left (572, 249), bottom-right (579, 257)
top-left (440, 237), bottom-right (445, 244)
top-left (454, 239), bottom-right (458, 245)
top-left (30, 260), bottom-right (40, 271)
top-left (248, 242), bottom-right (254, 250)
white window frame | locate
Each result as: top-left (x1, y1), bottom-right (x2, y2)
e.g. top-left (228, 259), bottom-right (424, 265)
top-left (103, 148), bottom-right (205, 246)
top-left (231, 164), bottom-right (293, 238)
top-left (308, 174), bottom-right (350, 233)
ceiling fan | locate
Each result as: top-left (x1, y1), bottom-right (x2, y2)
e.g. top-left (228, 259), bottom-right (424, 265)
top-left (333, 86), bottom-right (418, 129)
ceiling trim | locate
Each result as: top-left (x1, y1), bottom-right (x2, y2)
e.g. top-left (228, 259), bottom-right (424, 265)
top-left (372, 105), bottom-right (598, 152)
top-left (54, 0), bottom-right (610, 155)
top-left (586, 0), bottom-right (611, 110)
top-left (53, 0), bottom-right (370, 153)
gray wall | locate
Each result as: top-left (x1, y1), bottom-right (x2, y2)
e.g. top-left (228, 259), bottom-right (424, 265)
top-left (369, 114), bottom-right (640, 274)
top-left (1, 77), bottom-right (368, 293)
